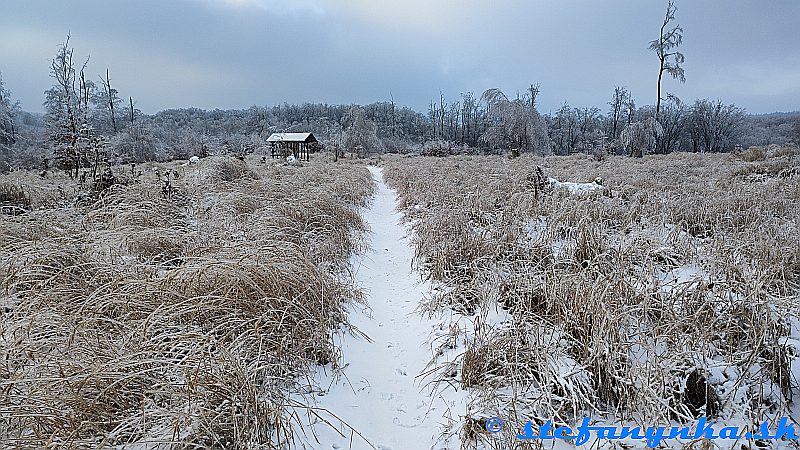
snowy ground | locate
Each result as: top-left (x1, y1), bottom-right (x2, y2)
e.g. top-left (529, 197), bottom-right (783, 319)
top-left (293, 167), bottom-right (468, 450)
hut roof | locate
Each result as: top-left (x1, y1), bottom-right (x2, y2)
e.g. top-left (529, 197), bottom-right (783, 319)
top-left (266, 133), bottom-right (318, 143)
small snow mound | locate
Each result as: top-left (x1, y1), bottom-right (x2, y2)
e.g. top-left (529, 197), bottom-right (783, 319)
top-left (658, 264), bottom-right (708, 294)
top-left (523, 215), bottom-right (548, 240)
top-left (548, 177), bottom-right (606, 195)
top-left (285, 155), bottom-right (303, 166)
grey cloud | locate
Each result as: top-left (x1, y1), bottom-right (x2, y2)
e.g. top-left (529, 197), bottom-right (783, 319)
top-left (0, 0), bottom-right (797, 114)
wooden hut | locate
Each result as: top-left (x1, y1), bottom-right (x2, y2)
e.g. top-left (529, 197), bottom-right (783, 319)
top-left (266, 133), bottom-right (318, 161)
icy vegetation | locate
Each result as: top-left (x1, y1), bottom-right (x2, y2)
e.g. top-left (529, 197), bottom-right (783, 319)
top-left (383, 149), bottom-right (800, 449)
top-left (0, 157), bottom-right (374, 448)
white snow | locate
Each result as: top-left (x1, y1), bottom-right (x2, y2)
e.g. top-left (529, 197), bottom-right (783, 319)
top-left (523, 215), bottom-right (548, 240)
top-left (657, 264), bottom-right (708, 294)
top-left (547, 177), bottom-right (606, 195)
top-left (294, 166), bottom-right (468, 450)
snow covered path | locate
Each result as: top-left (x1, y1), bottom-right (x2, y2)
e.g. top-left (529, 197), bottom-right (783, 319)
top-left (297, 166), bottom-right (465, 450)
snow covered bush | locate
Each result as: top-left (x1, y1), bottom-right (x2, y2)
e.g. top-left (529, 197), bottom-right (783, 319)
top-left (620, 117), bottom-right (663, 157)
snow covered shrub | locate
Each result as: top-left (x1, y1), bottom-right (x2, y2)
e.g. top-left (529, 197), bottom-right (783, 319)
top-left (421, 140), bottom-right (460, 157)
top-left (769, 143), bottom-right (800, 158)
top-left (0, 181), bottom-right (30, 209)
top-left (202, 156), bottom-right (258, 182)
top-left (382, 136), bottom-right (414, 154)
top-left (620, 117), bottom-right (663, 157)
top-left (739, 145), bottom-right (767, 161)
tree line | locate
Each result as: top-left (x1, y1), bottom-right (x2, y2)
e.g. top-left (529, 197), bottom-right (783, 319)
top-left (1, 3), bottom-right (800, 172)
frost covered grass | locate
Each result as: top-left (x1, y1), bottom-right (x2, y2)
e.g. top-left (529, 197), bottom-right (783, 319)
top-left (383, 149), bottom-right (800, 448)
top-left (0, 156), bottom-right (374, 448)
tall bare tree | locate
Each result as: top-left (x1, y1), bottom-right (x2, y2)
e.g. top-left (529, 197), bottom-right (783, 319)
top-left (428, 100), bottom-right (438, 140)
top-left (608, 86), bottom-right (631, 140)
top-left (625, 96), bottom-right (637, 125)
top-left (98, 69), bottom-right (119, 134)
top-left (78, 59), bottom-right (94, 126)
top-left (389, 93), bottom-right (396, 138)
top-left (44, 35), bottom-right (82, 178)
top-left (650, 1), bottom-right (685, 118)
top-left (0, 72), bottom-right (16, 147)
top-left (460, 92), bottom-right (479, 146)
top-left (552, 102), bottom-right (578, 154)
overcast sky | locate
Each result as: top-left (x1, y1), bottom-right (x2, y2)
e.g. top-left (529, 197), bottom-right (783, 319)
top-left (1, 0), bottom-right (798, 115)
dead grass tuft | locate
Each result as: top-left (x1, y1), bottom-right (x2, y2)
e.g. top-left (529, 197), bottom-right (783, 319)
top-left (0, 182), bottom-right (31, 210)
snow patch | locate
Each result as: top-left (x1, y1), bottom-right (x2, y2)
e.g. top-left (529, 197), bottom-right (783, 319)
top-left (548, 177), bottom-right (606, 195)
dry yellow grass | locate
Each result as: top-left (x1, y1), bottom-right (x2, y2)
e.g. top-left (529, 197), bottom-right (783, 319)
top-left (0, 156), bottom-right (373, 448)
top-left (383, 149), bottom-right (800, 448)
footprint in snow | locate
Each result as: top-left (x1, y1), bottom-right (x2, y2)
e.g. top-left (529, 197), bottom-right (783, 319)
top-left (392, 417), bottom-right (418, 428)
top-left (356, 379), bottom-right (371, 393)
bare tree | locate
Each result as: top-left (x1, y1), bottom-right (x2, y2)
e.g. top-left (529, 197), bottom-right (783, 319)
top-left (608, 86), bottom-right (631, 140)
top-left (551, 102), bottom-right (579, 155)
top-left (576, 106), bottom-right (602, 152)
top-left (389, 92), bottom-right (396, 138)
top-left (654, 95), bottom-right (686, 154)
top-left (625, 96), bottom-right (637, 125)
top-left (621, 117), bottom-right (664, 157)
top-left (0, 72), bottom-right (16, 147)
top-left (427, 100), bottom-right (438, 140)
top-left (650, 1), bottom-right (685, 118)
top-left (460, 92), bottom-right (479, 146)
top-left (688, 99), bottom-right (745, 152)
top-left (44, 35), bottom-right (82, 178)
top-left (343, 106), bottom-right (382, 158)
top-left (447, 100), bottom-right (460, 143)
top-left (439, 91), bottom-right (446, 141)
top-left (79, 61), bottom-right (91, 120)
top-left (98, 69), bottom-right (119, 134)
top-left (480, 87), bottom-right (548, 156)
